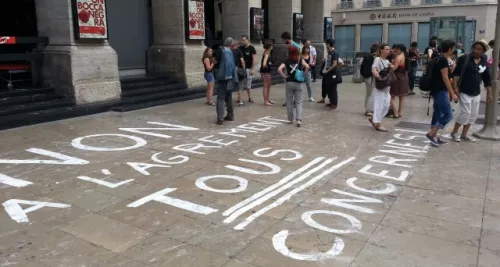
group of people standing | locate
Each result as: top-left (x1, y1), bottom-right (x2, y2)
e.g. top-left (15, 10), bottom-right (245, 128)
top-left (202, 31), bottom-right (344, 127)
top-left (360, 37), bottom-right (494, 147)
top-left (360, 42), bottom-right (413, 132)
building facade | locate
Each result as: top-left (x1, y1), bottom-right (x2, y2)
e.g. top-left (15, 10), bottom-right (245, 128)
top-left (332, 0), bottom-right (497, 58)
top-left (5, 0), bottom-right (497, 108)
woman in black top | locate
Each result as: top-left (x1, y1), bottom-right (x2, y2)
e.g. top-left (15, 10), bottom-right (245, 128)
top-left (278, 46), bottom-right (309, 127)
top-left (260, 40), bottom-right (273, 106)
top-left (408, 42), bottom-right (419, 95)
top-left (301, 45), bottom-right (314, 102)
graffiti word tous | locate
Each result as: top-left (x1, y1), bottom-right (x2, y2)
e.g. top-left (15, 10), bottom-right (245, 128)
top-left (272, 128), bottom-right (429, 261)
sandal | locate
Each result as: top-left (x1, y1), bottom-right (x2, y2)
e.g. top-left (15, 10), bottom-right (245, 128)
top-left (376, 126), bottom-right (389, 132)
top-left (365, 111), bottom-right (373, 116)
top-left (368, 118), bottom-right (376, 129)
top-left (205, 102), bottom-right (215, 106)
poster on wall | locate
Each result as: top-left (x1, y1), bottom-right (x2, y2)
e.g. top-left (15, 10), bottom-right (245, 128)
top-left (324, 17), bottom-right (333, 41)
top-left (187, 0), bottom-right (205, 40)
top-left (293, 13), bottom-right (304, 42)
top-left (72, 0), bottom-right (108, 39)
top-left (250, 8), bottom-right (265, 41)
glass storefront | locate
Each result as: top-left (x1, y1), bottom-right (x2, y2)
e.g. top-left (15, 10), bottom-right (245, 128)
top-left (388, 23), bottom-right (412, 47)
top-left (417, 22), bottom-right (430, 52)
top-left (360, 24), bottom-right (382, 52)
top-left (334, 25), bottom-right (355, 59)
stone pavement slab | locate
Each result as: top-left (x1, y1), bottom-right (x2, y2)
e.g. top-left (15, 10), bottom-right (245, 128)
top-left (0, 79), bottom-right (498, 266)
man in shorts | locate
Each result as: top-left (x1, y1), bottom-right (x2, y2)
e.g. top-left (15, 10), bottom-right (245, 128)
top-left (238, 35), bottom-right (257, 106)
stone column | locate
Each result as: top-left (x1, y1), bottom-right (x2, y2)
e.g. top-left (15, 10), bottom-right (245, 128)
top-left (221, 0), bottom-right (264, 74)
top-left (148, 0), bottom-right (205, 88)
top-left (382, 23), bottom-right (389, 43)
top-left (268, 0), bottom-right (301, 62)
top-left (355, 24), bottom-right (361, 52)
top-left (301, 0), bottom-right (331, 62)
top-left (35, 0), bottom-right (121, 105)
top-left (411, 22), bottom-right (418, 42)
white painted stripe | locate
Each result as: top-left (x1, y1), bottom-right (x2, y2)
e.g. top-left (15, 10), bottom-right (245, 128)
top-left (233, 157), bottom-right (356, 230)
top-left (222, 157), bottom-right (325, 218)
top-left (0, 173), bottom-right (32, 188)
top-left (394, 128), bottom-right (428, 134)
top-left (223, 158), bottom-right (335, 224)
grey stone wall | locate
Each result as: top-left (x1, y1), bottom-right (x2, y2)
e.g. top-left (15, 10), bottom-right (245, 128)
top-left (35, 0), bottom-right (121, 105)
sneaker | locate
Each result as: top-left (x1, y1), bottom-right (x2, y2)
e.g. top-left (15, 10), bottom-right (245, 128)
top-left (309, 97), bottom-right (315, 102)
top-left (461, 135), bottom-right (476, 142)
top-left (248, 98), bottom-right (254, 103)
top-left (238, 102), bottom-right (244, 107)
top-left (216, 120), bottom-right (224, 125)
top-left (426, 134), bottom-right (440, 147)
top-left (296, 120), bottom-right (302, 127)
top-left (450, 132), bottom-right (461, 142)
top-left (282, 103), bottom-right (286, 107)
top-left (223, 116), bottom-right (234, 121)
top-left (437, 137), bottom-right (448, 145)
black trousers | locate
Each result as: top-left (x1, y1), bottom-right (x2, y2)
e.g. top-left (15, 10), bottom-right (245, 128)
top-left (321, 78), bottom-right (338, 106)
top-left (310, 65), bottom-right (317, 80)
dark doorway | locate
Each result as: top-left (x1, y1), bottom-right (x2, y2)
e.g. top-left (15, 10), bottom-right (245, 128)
top-left (0, 0), bottom-right (38, 54)
top-left (262, 0), bottom-right (269, 40)
top-left (107, 0), bottom-right (151, 74)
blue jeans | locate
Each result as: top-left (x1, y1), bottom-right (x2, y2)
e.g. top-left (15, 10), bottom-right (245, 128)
top-left (304, 72), bottom-right (313, 98)
top-left (431, 90), bottom-right (453, 129)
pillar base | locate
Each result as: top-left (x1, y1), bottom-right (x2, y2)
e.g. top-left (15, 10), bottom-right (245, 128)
top-left (42, 45), bottom-right (121, 105)
top-left (473, 124), bottom-right (500, 141)
top-left (148, 44), bottom-right (206, 88)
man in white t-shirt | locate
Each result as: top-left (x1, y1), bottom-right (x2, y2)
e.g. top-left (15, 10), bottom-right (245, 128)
top-left (306, 40), bottom-right (317, 82)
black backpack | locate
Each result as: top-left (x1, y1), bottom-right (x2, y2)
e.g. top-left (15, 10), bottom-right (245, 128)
top-left (360, 54), bottom-right (374, 78)
top-left (419, 57), bottom-right (440, 92)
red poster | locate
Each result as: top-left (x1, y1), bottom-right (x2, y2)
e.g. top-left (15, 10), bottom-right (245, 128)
top-left (0, 37), bottom-right (16, 45)
top-left (188, 0), bottom-right (205, 40)
top-left (74, 0), bottom-right (108, 39)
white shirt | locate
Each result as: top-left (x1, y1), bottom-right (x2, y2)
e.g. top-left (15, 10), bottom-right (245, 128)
top-left (310, 46), bottom-right (317, 64)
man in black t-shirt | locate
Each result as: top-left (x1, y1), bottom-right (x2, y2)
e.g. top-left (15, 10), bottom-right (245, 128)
top-left (426, 39), bottom-right (457, 147)
top-left (237, 35), bottom-right (257, 105)
top-left (449, 40), bottom-right (492, 142)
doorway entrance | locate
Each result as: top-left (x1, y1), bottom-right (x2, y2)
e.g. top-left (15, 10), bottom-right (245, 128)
top-left (106, 0), bottom-right (152, 76)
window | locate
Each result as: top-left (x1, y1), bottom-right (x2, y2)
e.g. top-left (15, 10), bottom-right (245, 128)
top-left (388, 23), bottom-right (412, 47)
top-left (360, 24), bottom-right (382, 52)
top-left (334, 25), bottom-right (355, 60)
top-left (464, 20), bottom-right (476, 53)
top-left (417, 22), bottom-right (430, 52)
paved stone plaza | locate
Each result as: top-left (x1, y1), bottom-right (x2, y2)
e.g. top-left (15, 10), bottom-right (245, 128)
top-left (0, 79), bottom-right (499, 267)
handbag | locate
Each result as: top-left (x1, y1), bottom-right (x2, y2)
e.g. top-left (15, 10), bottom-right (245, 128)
top-left (291, 58), bottom-right (305, 82)
top-left (374, 59), bottom-right (395, 90)
top-left (237, 68), bottom-right (246, 81)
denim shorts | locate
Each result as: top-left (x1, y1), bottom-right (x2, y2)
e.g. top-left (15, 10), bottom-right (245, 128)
top-left (204, 72), bottom-right (214, 83)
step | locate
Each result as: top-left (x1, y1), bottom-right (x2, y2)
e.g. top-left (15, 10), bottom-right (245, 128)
top-left (119, 87), bottom-right (205, 106)
top-left (0, 87), bottom-right (55, 98)
top-left (112, 92), bottom-right (206, 112)
top-left (121, 77), bottom-right (178, 91)
top-left (0, 100), bottom-right (119, 131)
top-left (121, 83), bottom-right (187, 97)
top-left (0, 99), bottom-right (74, 117)
top-left (0, 93), bottom-right (62, 107)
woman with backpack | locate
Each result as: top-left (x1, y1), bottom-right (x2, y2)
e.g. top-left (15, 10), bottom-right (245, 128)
top-left (389, 44), bottom-right (411, 118)
top-left (369, 43), bottom-right (393, 132)
top-left (278, 46), bottom-right (310, 127)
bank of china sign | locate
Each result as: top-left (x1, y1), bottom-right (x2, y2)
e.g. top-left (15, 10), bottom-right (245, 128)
top-left (72, 0), bottom-right (109, 39)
